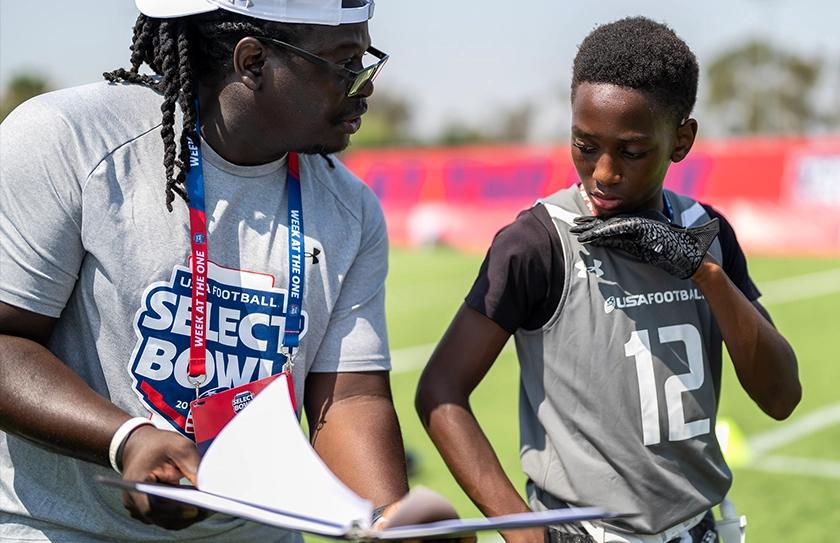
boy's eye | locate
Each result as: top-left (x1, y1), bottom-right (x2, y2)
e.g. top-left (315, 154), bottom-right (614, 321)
top-left (573, 141), bottom-right (597, 154)
top-left (622, 149), bottom-right (648, 159)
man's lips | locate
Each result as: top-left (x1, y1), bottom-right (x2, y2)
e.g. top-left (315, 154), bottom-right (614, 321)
top-left (339, 117), bottom-right (362, 134)
top-left (337, 103), bottom-right (367, 135)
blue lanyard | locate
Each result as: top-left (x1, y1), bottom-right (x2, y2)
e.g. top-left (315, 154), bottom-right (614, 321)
top-left (185, 99), bottom-right (304, 386)
top-left (283, 153), bottom-right (305, 357)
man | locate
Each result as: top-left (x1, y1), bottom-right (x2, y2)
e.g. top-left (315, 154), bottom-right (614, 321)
top-left (0, 0), bottom-right (407, 541)
top-left (416, 17), bottom-right (801, 543)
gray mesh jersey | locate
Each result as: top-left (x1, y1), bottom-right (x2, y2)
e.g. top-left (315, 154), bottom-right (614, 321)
top-left (0, 83), bottom-right (390, 542)
top-left (517, 185), bottom-right (731, 535)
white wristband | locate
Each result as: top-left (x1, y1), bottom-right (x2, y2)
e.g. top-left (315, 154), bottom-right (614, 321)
top-left (109, 417), bottom-right (154, 474)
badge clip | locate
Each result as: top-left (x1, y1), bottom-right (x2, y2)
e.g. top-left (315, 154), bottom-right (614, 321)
top-left (187, 374), bottom-right (207, 398)
top-left (280, 346), bottom-right (298, 373)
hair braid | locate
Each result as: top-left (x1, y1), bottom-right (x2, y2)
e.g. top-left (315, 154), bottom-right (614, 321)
top-left (175, 28), bottom-right (196, 204)
top-left (105, 15), bottom-right (197, 211)
top-left (103, 16), bottom-right (158, 88)
top-left (156, 21), bottom-right (183, 211)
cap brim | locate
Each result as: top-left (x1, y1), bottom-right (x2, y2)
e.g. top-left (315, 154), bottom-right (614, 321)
top-left (135, 0), bottom-right (218, 18)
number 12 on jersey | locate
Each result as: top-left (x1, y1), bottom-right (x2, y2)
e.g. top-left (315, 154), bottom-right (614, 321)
top-left (624, 323), bottom-right (711, 446)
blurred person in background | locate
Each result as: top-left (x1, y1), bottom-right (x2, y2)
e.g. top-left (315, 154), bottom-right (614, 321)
top-left (0, 0), bottom-right (413, 541)
top-left (416, 16), bottom-right (800, 543)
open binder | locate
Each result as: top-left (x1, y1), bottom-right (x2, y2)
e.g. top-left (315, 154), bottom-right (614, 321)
top-left (99, 375), bottom-right (619, 539)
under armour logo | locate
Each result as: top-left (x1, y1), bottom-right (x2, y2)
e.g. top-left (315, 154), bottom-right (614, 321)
top-left (575, 258), bottom-right (604, 278)
top-left (305, 247), bottom-right (321, 264)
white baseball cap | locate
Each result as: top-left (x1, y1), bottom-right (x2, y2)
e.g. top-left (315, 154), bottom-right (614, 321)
top-left (135, 0), bottom-right (375, 26)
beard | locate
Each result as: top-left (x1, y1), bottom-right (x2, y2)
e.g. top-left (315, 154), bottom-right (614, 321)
top-left (298, 137), bottom-right (351, 157)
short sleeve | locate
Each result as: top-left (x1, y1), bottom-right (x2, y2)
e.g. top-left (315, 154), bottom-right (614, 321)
top-left (703, 204), bottom-right (761, 301)
top-left (464, 207), bottom-right (562, 333)
top-left (309, 186), bottom-right (390, 372)
top-left (0, 95), bottom-right (86, 317)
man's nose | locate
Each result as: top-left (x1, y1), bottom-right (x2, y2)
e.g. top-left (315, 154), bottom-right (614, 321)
top-left (354, 78), bottom-right (375, 99)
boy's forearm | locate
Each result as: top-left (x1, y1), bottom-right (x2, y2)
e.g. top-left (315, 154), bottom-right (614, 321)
top-left (422, 401), bottom-right (543, 543)
top-left (692, 257), bottom-right (801, 419)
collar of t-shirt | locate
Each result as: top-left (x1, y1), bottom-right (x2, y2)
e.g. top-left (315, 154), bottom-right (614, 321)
top-left (199, 136), bottom-right (288, 178)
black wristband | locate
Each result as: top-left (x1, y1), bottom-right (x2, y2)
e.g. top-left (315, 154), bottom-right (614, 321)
top-left (115, 423), bottom-right (152, 473)
top-left (115, 434), bottom-right (130, 473)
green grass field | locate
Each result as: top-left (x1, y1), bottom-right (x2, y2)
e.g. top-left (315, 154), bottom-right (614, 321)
top-left (384, 249), bottom-right (840, 543)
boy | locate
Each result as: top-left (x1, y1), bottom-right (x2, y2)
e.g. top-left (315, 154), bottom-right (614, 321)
top-left (416, 17), bottom-right (800, 543)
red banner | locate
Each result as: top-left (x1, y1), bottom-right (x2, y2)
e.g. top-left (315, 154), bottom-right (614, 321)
top-left (343, 137), bottom-right (840, 254)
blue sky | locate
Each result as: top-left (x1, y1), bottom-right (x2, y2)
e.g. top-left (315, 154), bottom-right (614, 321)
top-left (2, 0), bottom-right (838, 138)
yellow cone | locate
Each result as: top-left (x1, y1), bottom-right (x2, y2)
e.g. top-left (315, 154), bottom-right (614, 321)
top-left (715, 417), bottom-right (753, 468)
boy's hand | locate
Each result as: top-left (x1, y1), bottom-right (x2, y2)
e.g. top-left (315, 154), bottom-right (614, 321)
top-left (570, 212), bottom-right (720, 279)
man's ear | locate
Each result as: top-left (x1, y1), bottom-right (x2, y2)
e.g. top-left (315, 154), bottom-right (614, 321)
top-left (671, 118), bottom-right (698, 163)
top-left (233, 37), bottom-right (268, 91)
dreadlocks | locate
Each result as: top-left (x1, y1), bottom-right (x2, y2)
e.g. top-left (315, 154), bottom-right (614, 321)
top-left (104, 12), bottom-right (329, 212)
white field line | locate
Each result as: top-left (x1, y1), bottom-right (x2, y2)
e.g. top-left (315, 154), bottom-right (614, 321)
top-left (759, 267), bottom-right (840, 306)
top-left (747, 455), bottom-right (840, 480)
top-left (747, 402), bottom-right (840, 457)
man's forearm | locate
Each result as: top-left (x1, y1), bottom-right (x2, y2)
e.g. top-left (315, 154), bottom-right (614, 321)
top-left (306, 372), bottom-right (408, 507)
top-left (0, 334), bottom-right (130, 466)
top-left (692, 259), bottom-right (801, 419)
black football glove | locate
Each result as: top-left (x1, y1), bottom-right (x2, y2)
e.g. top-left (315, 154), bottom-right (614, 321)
top-left (569, 210), bottom-right (720, 279)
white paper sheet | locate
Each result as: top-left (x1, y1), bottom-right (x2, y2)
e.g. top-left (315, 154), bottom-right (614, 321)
top-left (97, 478), bottom-right (350, 537)
top-left (197, 374), bottom-right (373, 532)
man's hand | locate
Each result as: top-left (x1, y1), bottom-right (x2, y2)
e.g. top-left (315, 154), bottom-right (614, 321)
top-left (570, 211), bottom-right (720, 279)
top-left (120, 425), bottom-right (210, 530)
top-left (373, 492), bottom-right (477, 543)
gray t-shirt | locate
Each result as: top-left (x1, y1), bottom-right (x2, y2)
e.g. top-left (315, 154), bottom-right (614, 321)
top-left (0, 82), bottom-right (390, 542)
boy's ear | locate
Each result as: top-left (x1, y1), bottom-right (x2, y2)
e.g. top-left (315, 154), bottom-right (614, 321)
top-left (671, 118), bottom-right (698, 163)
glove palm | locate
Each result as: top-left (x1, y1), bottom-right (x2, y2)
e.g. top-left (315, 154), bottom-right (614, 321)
top-left (569, 211), bottom-right (720, 279)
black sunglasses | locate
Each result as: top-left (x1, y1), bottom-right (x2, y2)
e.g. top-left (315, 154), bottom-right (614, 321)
top-left (256, 36), bottom-right (389, 97)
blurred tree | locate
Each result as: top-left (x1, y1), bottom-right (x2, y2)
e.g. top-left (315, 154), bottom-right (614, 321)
top-left (829, 60), bottom-right (840, 128)
top-left (434, 120), bottom-right (491, 147)
top-left (431, 103), bottom-right (536, 146)
top-left (496, 103), bottom-right (534, 142)
top-left (1, 73), bottom-right (51, 122)
top-left (350, 86), bottom-right (540, 148)
top-left (350, 90), bottom-right (414, 148)
top-left (705, 40), bottom-right (836, 135)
